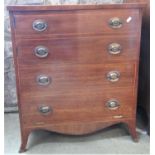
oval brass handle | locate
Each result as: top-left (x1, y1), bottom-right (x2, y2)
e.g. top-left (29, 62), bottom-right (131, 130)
top-left (106, 99), bottom-right (120, 110)
top-left (39, 105), bottom-right (52, 115)
top-left (108, 43), bottom-right (122, 55)
top-left (34, 46), bottom-right (49, 58)
top-left (36, 75), bottom-right (51, 86)
top-left (109, 17), bottom-right (123, 29)
top-left (32, 19), bottom-right (48, 32)
top-left (107, 71), bottom-right (120, 82)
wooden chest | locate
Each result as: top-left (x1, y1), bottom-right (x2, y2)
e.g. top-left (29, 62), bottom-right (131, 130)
top-left (7, 1), bottom-right (145, 152)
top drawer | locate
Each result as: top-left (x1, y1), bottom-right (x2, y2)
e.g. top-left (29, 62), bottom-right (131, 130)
top-left (13, 9), bottom-right (141, 37)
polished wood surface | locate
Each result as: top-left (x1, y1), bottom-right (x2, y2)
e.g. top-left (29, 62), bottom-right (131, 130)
top-left (17, 36), bottom-right (139, 64)
top-left (7, 1), bottom-right (146, 11)
top-left (21, 87), bottom-right (135, 120)
top-left (7, 3), bottom-right (145, 152)
top-left (19, 63), bottom-right (136, 91)
top-left (13, 10), bottom-right (141, 37)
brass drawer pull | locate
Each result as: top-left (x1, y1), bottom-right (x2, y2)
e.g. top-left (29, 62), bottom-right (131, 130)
top-left (34, 46), bottom-right (49, 58)
top-left (36, 75), bottom-right (51, 86)
top-left (32, 19), bottom-right (48, 32)
top-left (106, 99), bottom-right (120, 110)
top-left (109, 17), bottom-right (123, 29)
top-left (113, 115), bottom-right (124, 119)
top-left (108, 43), bottom-right (122, 55)
top-left (107, 71), bottom-right (120, 82)
top-left (38, 105), bottom-right (52, 115)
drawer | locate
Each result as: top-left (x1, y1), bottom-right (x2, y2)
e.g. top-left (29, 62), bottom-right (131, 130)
top-left (21, 87), bottom-right (135, 127)
top-left (14, 9), bottom-right (141, 37)
top-left (18, 63), bottom-right (136, 97)
top-left (21, 86), bottom-right (135, 114)
top-left (17, 36), bottom-right (139, 65)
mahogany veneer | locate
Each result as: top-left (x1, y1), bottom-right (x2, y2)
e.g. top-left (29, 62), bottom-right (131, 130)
top-left (7, 2), bottom-right (145, 152)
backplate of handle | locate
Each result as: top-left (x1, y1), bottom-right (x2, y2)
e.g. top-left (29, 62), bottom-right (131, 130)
top-left (109, 17), bottom-right (123, 29)
top-left (106, 99), bottom-right (120, 110)
top-left (107, 71), bottom-right (120, 82)
top-left (108, 43), bottom-right (122, 55)
top-left (36, 75), bottom-right (51, 86)
top-left (34, 46), bottom-right (49, 58)
top-left (32, 19), bottom-right (48, 32)
top-left (39, 105), bottom-right (52, 115)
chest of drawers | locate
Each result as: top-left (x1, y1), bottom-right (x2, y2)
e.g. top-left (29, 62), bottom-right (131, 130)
top-left (7, 2), bottom-right (145, 153)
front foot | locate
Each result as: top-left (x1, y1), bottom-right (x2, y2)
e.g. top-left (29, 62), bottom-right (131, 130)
top-left (132, 135), bottom-right (139, 143)
top-left (125, 119), bottom-right (139, 142)
top-left (19, 129), bottom-right (31, 153)
top-left (19, 145), bottom-right (27, 153)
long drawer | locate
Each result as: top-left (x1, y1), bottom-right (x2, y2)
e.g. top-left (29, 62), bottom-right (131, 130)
top-left (20, 85), bottom-right (135, 113)
top-left (18, 63), bottom-right (136, 97)
top-left (16, 36), bottom-right (139, 65)
top-left (13, 9), bottom-right (141, 37)
top-left (21, 86), bottom-right (135, 127)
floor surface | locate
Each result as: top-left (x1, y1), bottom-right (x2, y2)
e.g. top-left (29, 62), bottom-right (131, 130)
top-left (4, 113), bottom-right (150, 154)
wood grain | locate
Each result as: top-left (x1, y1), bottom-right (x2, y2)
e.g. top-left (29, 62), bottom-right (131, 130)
top-left (7, 2), bottom-right (146, 11)
top-left (16, 36), bottom-right (140, 64)
top-left (18, 63), bottom-right (136, 96)
top-left (7, 3), bottom-right (145, 152)
top-left (13, 9), bottom-right (141, 37)
top-left (20, 86), bottom-right (136, 124)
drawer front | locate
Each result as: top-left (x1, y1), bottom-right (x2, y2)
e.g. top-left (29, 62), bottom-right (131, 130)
top-left (21, 88), bottom-right (135, 127)
top-left (14, 9), bottom-right (140, 37)
top-left (21, 87), bottom-right (135, 115)
top-left (18, 63), bottom-right (136, 97)
top-left (17, 36), bottom-right (139, 65)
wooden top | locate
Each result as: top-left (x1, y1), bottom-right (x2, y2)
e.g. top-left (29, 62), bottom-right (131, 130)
top-left (7, 1), bottom-right (146, 11)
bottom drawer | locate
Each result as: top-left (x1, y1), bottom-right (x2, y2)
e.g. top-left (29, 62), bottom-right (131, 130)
top-left (21, 87), bottom-right (136, 127)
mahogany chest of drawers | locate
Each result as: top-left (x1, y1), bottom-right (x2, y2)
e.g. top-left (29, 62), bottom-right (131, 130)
top-left (7, 2), bottom-right (145, 152)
